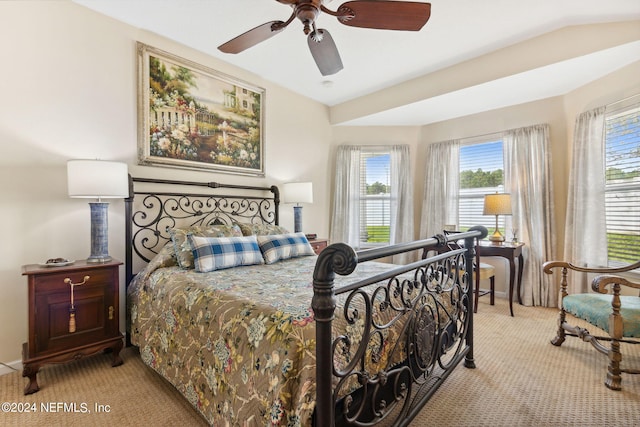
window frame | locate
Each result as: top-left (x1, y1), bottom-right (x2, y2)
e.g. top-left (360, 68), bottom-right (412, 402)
top-left (358, 148), bottom-right (392, 248)
top-left (603, 103), bottom-right (640, 268)
top-left (458, 138), bottom-right (506, 233)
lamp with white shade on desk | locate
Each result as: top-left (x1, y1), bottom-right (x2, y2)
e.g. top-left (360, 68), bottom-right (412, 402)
top-left (67, 160), bottom-right (128, 263)
top-left (483, 193), bottom-right (512, 244)
top-left (281, 182), bottom-right (313, 233)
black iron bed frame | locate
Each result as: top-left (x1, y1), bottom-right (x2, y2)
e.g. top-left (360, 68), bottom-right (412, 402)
top-left (124, 176), bottom-right (280, 283)
top-left (124, 176), bottom-right (487, 426)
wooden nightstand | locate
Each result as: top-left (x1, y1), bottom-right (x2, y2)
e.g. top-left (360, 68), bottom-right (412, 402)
top-left (476, 242), bottom-right (525, 317)
top-left (309, 238), bottom-right (329, 255)
top-left (21, 259), bottom-right (124, 394)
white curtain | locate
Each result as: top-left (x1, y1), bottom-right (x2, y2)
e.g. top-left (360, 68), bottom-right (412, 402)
top-left (390, 145), bottom-right (414, 264)
top-left (503, 124), bottom-right (556, 307)
top-left (330, 145), bottom-right (361, 247)
top-left (563, 107), bottom-right (608, 294)
top-left (330, 145), bottom-right (414, 264)
top-left (419, 140), bottom-right (460, 239)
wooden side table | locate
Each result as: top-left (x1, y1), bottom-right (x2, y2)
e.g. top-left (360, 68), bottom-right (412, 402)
top-left (308, 238), bottom-right (329, 255)
top-left (476, 242), bottom-right (525, 316)
top-left (21, 259), bottom-right (124, 394)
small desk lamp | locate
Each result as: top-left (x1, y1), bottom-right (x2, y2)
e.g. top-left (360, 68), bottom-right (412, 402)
top-left (483, 193), bottom-right (512, 244)
top-left (67, 160), bottom-right (128, 263)
top-left (282, 182), bottom-right (313, 233)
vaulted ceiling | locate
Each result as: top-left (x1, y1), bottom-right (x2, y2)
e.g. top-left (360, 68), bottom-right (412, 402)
top-left (73, 0), bottom-right (640, 125)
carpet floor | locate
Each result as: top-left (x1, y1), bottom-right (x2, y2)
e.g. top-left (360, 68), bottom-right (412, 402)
top-left (1, 298), bottom-right (638, 426)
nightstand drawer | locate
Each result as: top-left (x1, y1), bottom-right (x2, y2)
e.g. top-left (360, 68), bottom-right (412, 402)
top-left (32, 268), bottom-right (113, 293)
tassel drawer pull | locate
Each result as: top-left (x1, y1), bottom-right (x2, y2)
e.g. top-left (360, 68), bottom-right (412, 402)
top-left (64, 275), bottom-right (90, 333)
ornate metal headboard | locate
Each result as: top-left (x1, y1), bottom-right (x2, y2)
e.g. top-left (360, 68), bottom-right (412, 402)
top-left (124, 176), bottom-right (279, 284)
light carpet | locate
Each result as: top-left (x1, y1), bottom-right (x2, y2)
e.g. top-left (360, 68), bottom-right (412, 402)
top-left (1, 298), bottom-right (638, 426)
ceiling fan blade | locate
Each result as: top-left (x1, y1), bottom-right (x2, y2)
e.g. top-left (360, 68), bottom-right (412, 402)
top-left (218, 21), bottom-right (286, 53)
top-left (337, 1), bottom-right (431, 31)
top-left (307, 29), bottom-right (343, 76)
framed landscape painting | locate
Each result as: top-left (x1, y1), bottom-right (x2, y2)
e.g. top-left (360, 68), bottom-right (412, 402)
top-left (137, 42), bottom-right (265, 176)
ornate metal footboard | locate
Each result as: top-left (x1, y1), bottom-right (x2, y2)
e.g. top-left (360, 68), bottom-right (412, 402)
top-left (313, 227), bottom-right (487, 426)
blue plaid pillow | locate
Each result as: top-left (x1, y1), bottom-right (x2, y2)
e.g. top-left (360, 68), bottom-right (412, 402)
top-left (257, 232), bottom-right (315, 264)
top-left (188, 235), bottom-right (264, 273)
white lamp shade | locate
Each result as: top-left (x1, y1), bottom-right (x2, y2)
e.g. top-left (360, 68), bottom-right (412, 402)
top-left (67, 160), bottom-right (129, 198)
top-left (282, 182), bottom-right (313, 204)
top-left (483, 193), bottom-right (512, 215)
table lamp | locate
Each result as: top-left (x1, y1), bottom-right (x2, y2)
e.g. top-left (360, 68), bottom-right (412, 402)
top-left (483, 193), bottom-right (512, 244)
top-left (282, 182), bottom-right (313, 233)
top-left (67, 160), bottom-right (128, 263)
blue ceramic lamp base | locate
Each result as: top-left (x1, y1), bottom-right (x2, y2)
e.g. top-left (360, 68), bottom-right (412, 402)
top-left (87, 202), bottom-right (112, 263)
top-left (293, 205), bottom-right (302, 233)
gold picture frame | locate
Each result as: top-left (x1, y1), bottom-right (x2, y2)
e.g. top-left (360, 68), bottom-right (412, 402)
top-left (137, 42), bottom-right (265, 176)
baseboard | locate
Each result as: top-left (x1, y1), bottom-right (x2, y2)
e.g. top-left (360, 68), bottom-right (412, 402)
top-left (0, 359), bottom-right (22, 376)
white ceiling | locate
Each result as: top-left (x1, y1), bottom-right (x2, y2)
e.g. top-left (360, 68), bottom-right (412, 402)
top-left (73, 0), bottom-right (640, 126)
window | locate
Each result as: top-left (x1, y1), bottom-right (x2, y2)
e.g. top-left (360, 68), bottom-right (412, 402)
top-left (360, 150), bottom-right (391, 245)
top-left (604, 104), bottom-right (640, 265)
top-left (332, 145), bottom-right (411, 253)
top-left (459, 139), bottom-right (505, 231)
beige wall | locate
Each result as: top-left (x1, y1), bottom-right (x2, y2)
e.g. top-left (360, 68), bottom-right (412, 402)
top-left (0, 1), bottom-right (332, 366)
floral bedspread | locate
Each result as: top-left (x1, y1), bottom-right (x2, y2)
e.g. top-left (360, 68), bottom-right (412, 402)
top-left (128, 247), bottom-right (409, 426)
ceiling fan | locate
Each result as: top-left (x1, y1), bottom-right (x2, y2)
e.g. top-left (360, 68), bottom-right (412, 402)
top-left (218, 0), bottom-right (431, 76)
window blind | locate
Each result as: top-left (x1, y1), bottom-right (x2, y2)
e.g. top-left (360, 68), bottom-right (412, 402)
top-left (459, 140), bottom-right (504, 231)
top-left (605, 104), bottom-right (640, 265)
top-left (359, 151), bottom-right (391, 245)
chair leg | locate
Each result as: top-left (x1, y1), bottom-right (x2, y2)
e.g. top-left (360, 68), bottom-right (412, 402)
top-left (489, 277), bottom-right (495, 305)
top-left (605, 340), bottom-right (623, 390)
top-left (474, 276), bottom-right (495, 312)
top-left (550, 308), bottom-right (567, 346)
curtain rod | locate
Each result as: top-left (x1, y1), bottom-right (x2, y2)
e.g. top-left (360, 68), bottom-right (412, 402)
top-left (338, 144), bottom-right (406, 150)
top-left (459, 123), bottom-right (548, 145)
top-left (459, 130), bottom-right (504, 145)
top-left (607, 93), bottom-right (640, 108)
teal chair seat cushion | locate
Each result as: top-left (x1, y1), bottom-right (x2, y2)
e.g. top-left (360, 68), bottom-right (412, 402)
top-left (563, 294), bottom-right (640, 338)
